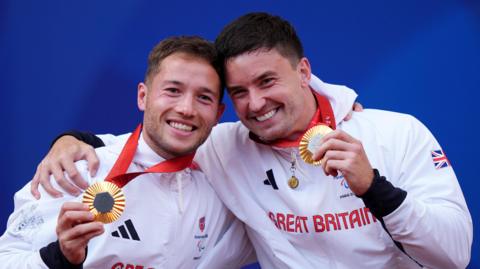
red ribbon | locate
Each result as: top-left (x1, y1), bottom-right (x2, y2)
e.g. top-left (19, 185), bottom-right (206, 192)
top-left (105, 124), bottom-right (195, 188)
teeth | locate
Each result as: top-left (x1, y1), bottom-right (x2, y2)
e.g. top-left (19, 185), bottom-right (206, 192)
top-left (170, 121), bottom-right (193, 132)
top-left (256, 109), bottom-right (276, 122)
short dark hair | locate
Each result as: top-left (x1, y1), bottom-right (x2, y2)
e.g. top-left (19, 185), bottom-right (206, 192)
top-left (145, 36), bottom-right (224, 102)
top-left (215, 12), bottom-right (304, 67)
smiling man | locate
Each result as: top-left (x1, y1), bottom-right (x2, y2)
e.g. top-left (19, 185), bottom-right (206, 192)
top-left (30, 12), bottom-right (471, 268)
top-left (0, 36), bottom-right (254, 268)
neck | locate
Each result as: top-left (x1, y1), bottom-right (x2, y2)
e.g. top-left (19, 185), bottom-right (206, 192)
top-left (141, 130), bottom-right (177, 160)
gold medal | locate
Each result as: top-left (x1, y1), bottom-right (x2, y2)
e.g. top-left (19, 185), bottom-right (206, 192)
top-left (83, 181), bottom-right (125, 224)
top-left (299, 125), bottom-right (333, 165)
top-left (288, 176), bottom-right (299, 189)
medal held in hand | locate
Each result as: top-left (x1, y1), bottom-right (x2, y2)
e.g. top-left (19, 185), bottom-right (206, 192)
top-left (299, 124), bottom-right (333, 166)
top-left (83, 124), bottom-right (194, 223)
top-left (83, 182), bottom-right (125, 223)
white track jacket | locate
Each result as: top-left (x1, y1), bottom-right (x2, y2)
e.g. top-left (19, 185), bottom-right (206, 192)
top-left (196, 76), bottom-right (472, 268)
top-left (0, 135), bottom-right (253, 269)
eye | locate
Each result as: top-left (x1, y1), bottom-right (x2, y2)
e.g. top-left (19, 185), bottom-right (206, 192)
top-left (165, 87), bottom-right (180, 94)
top-left (260, 77), bottom-right (275, 88)
top-left (198, 94), bottom-right (214, 103)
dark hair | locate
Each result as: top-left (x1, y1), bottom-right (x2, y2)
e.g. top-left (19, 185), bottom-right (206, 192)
top-left (215, 12), bottom-right (304, 67)
top-left (145, 36), bottom-right (224, 102)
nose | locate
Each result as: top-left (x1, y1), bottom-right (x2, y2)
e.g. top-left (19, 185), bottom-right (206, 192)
top-left (248, 89), bottom-right (266, 113)
top-left (175, 93), bottom-right (196, 117)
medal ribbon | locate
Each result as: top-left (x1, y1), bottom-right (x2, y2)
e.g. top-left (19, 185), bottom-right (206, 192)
top-left (249, 90), bottom-right (336, 148)
top-left (105, 124), bottom-right (195, 188)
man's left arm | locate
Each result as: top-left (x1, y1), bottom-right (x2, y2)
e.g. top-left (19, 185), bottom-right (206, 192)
top-left (367, 116), bottom-right (472, 268)
top-left (315, 115), bottom-right (472, 268)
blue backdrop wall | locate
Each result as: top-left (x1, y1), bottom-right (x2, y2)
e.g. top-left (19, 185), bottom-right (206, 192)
top-left (1, 1), bottom-right (479, 267)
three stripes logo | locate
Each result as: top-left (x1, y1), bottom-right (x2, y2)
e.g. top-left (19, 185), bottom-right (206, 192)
top-left (263, 169), bottom-right (279, 190)
top-left (111, 219), bottom-right (140, 241)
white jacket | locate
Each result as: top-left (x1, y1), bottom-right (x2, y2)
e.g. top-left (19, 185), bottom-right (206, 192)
top-left (0, 135), bottom-right (254, 269)
top-left (23, 76), bottom-right (472, 268)
top-left (198, 109), bottom-right (472, 269)
top-left (193, 76), bottom-right (472, 268)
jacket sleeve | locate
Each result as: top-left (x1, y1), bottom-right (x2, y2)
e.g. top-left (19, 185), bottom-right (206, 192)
top-left (0, 172), bottom-right (87, 268)
top-left (51, 131), bottom-right (128, 148)
top-left (366, 115), bottom-right (472, 269)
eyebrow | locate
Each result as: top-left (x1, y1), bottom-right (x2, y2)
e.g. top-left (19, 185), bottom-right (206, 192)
top-left (161, 80), bottom-right (184, 87)
top-left (162, 80), bottom-right (218, 97)
top-left (227, 71), bottom-right (277, 92)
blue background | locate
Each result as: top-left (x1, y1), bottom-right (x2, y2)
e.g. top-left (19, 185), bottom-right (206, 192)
top-left (1, 1), bottom-right (478, 267)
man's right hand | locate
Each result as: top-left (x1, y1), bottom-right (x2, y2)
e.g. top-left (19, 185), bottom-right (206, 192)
top-left (31, 135), bottom-right (99, 199)
top-left (56, 202), bottom-right (104, 264)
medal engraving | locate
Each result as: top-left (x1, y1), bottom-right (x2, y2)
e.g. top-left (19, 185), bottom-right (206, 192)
top-left (93, 192), bottom-right (114, 213)
top-left (83, 181), bottom-right (125, 224)
top-left (307, 134), bottom-right (322, 154)
top-left (299, 125), bottom-right (333, 165)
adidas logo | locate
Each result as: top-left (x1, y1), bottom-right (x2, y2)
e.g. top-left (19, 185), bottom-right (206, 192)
top-left (263, 169), bottom-right (279, 190)
top-left (111, 219), bottom-right (140, 241)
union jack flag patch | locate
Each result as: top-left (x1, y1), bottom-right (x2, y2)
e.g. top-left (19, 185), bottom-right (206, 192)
top-left (431, 149), bottom-right (450, 169)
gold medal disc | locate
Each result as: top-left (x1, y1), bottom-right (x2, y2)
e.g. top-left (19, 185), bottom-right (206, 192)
top-left (299, 125), bottom-right (333, 165)
top-left (83, 181), bottom-right (125, 224)
top-left (288, 176), bottom-right (299, 189)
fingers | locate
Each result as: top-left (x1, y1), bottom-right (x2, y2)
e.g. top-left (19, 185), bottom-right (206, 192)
top-left (59, 225), bottom-right (104, 264)
top-left (344, 111), bottom-right (353, 121)
top-left (58, 202), bottom-right (89, 217)
top-left (323, 159), bottom-right (340, 177)
top-left (30, 171), bottom-right (41, 200)
top-left (323, 130), bottom-right (358, 144)
top-left (57, 202), bottom-right (103, 247)
top-left (51, 164), bottom-right (81, 196)
top-left (84, 147), bottom-right (100, 178)
top-left (39, 164), bottom-right (63, 198)
top-left (62, 159), bottom-right (88, 191)
top-left (61, 142), bottom-right (91, 190)
top-left (321, 150), bottom-right (350, 176)
top-left (344, 102), bottom-right (364, 122)
top-left (312, 131), bottom-right (357, 160)
top-left (57, 202), bottom-right (93, 230)
top-left (60, 221), bottom-right (104, 241)
top-left (57, 219), bottom-right (104, 265)
top-left (30, 135), bottom-right (96, 198)
top-left (311, 129), bottom-right (374, 195)
top-left (58, 211), bottom-right (94, 230)
top-left (353, 102), bottom-right (364, 112)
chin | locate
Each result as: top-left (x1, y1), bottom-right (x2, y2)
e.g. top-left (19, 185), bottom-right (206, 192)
top-left (254, 132), bottom-right (279, 141)
top-left (173, 145), bottom-right (198, 156)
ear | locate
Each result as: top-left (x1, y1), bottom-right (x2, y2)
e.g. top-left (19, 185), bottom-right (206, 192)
top-left (297, 57), bottom-right (312, 89)
top-left (138, 82), bottom-right (147, 111)
top-left (215, 103), bottom-right (226, 123)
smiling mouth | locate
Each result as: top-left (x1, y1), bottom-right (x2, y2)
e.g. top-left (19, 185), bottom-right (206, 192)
top-left (255, 108), bottom-right (278, 122)
top-left (168, 121), bottom-right (196, 132)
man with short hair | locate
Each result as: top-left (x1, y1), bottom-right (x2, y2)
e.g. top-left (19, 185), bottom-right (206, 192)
top-left (31, 13), bottom-right (472, 268)
top-left (0, 36), bottom-right (254, 268)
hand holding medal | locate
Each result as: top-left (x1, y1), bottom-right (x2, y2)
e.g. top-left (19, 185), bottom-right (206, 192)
top-left (309, 129), bottom-right (374, 196)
